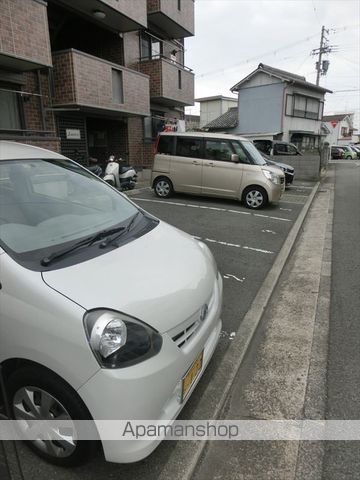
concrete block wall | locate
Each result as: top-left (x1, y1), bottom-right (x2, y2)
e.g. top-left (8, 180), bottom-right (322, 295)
top-left (273, 154), bottom-right (321, 181)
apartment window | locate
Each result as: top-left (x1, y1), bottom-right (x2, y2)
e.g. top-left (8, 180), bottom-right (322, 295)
top-left (178, 0), bottom-right (181, 10)
top-left (341, 127), bottom-right (348, 137)
top-left (141, 33), bottom-right (162, 60)
top-left (178, 70), bottom-right (182, 90)
top-left (290, 94), bottom-right (321, 120)
top-left (0, 87), bottom-right (23, 130)
top-left (112, 69), bottom-right (124, 104)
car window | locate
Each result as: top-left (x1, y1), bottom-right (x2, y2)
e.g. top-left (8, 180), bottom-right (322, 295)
top-left (231, 141), bottom-right (251, 164)
top-left (205, 140), bottom-right (233, 161)
top-left (253, 141), bottom-right (271, 155)
top-left (274, 144), bottom-right (287, 154)
top-left (176, 137), bottom-right (202, 158)
top-left (0, 158), bottom-right (138, 257)
top-left (241, 141), bottom-right (267, 166)
top-left (157, 136), bottom-right (174, 154)
top-left (287, 145), bottom-right (298, 155)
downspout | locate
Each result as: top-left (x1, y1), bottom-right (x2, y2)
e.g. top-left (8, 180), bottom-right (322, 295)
top-left (37, 69), bottom-right (46, 131)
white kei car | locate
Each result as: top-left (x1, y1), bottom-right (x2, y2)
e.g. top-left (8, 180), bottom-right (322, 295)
top-left (0, 142), bottom-right (222, 466)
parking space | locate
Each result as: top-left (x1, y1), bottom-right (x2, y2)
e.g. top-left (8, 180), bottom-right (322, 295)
top-left (128, 184), bottom-right (313, 362)
top-left (5, 181), bottom-right (315, 480)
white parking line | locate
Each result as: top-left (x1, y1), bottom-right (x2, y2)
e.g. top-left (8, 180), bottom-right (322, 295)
top-left (134, 198), bottom-right (291, 222)
top-left (262, 229), bottom-right (276, 234)
top-left (223, 274), bottom-right (246, 282)
top-left (194, 235), bottom-right (274, 255)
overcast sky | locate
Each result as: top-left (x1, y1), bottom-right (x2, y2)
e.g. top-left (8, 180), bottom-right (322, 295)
top-left (184, 0), bottom-right (360, 127)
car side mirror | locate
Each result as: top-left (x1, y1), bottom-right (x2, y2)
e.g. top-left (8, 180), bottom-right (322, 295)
top-left (231, 154), bottom-right (239, 163)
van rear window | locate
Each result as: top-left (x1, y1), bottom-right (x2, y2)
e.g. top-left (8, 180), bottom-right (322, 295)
top-left (158, 136), bottom-right (174, 154)
top-left (176, 137), bottom-right (202, 158)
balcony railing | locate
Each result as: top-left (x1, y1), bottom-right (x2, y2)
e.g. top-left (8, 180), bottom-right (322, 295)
top-left (139, 55), bottom-right (194, 107)
top-left (52, 49), bottom-right (150, 117)
top-left (147, 0), bottom-right (194, 38)
top-left (0, 0), bottom-right (52, 71)
top-left (55, 0), bottom-right (147, 32)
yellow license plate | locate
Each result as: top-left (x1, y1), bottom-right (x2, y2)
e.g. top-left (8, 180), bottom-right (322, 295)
top-left (181, 350), bottom-right (204, 402)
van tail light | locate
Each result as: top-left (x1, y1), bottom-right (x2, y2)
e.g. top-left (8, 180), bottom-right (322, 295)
top-left (154, 135), bottom-right (160, 155)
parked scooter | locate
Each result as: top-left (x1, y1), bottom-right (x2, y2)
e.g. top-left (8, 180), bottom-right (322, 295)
top-left (87, 157), bottom-right (103, 177)
top-left (103, 155), bottom-right (137, 190)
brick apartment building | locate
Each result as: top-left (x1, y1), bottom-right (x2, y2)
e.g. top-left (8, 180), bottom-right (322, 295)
top-left (0, 0), bottom-right (195, 167)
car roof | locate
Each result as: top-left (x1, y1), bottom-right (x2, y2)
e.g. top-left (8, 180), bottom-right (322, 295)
top-left (0, 141), bottom-right (67, 161)
top-left (159, 132), bottom-right (250, 141)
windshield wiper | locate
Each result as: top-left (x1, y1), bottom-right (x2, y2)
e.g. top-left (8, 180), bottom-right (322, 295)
top-left (99, 211), bottom-right (141, 249)
top-left (41, 226), bottom-right (126, 266)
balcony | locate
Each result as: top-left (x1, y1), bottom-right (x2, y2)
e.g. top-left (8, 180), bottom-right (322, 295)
top-left (139, 56), bottom-right (194, 107)
top-left (52, 50), bottom-right (150, 117)
top-left (147, 0), bottom-right (194, 38)
top-left (0, 0), bottom-right (52, 71)
top-left (54, 0), bottom-right (147, 32)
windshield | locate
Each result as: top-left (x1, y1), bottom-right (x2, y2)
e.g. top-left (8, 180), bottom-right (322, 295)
top-left (241, 141), bottom-right (267, 166)
top-left (0, 158), bottom-right (140, 261)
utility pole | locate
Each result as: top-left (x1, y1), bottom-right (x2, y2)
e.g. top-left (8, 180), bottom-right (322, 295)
top-left (311, 25), bottom-right (335, 85)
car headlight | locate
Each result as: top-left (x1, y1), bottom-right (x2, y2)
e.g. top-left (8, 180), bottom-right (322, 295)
top-left (263, 169), bottom-right (280, 185)
top-left (84, 310), bottom-right (162, 368)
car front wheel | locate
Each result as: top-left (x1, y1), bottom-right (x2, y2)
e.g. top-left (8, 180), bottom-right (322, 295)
top-left (7, 367), bottom-right (97, 467)
top-left (243, 186), bottom-right (268, 209)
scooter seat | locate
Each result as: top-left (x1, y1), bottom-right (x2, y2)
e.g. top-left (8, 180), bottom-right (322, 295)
top-left (119, 166), bottom-right (134, 174)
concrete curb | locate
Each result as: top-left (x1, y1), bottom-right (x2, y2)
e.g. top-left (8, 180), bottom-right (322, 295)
top-left (158, 182), bottom-right (321, 480)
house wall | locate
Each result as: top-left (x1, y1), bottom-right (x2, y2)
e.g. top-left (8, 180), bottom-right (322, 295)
top-left (235, 83), bottom-right (284, 134)
top-left (199, 98), bottom-right (237, 127)
top-left (323, 117), bottom-right (354, 145)
top-left (282, 84), bottom-right (324, 142)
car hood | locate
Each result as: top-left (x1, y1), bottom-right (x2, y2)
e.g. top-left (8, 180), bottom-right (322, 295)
top-left (266, 159), bottom-right (294, 171)
top-left (42, 221), bottom-right (216, 334)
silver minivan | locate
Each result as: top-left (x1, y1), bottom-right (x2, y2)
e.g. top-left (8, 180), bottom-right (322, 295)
top-left (152, 132), bottom-right (285, 209)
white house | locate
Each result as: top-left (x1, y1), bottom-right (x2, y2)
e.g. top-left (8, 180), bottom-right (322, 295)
top-left (204, 63), bottom-right (332, 151)
top-left (195, 95), bottom-right (237, 128)
top-left (322, 113), bottom-right (356, 146)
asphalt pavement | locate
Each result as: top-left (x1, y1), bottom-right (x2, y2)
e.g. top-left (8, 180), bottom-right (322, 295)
top-left (0, 182), bottom-right (317, 480)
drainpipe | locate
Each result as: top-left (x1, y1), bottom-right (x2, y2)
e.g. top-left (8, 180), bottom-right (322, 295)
top-left (37, 69), bottom-right (46, 131)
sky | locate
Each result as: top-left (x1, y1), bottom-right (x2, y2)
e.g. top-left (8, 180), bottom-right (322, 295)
top-left (184, 0), bottom-right (360, 128)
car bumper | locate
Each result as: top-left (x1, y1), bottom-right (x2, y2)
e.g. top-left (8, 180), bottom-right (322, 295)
top-left (268, 182), bottom-right (284, 203)
top-left (77, 275), bottom-right (223, 463)
top-left (284, 172), bottom-right (294, 184)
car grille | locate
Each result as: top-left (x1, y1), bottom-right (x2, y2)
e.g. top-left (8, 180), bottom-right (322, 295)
top-left (170, 285), bottom-right (217, 349)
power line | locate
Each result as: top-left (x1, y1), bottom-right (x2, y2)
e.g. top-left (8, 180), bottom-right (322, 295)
top-left (196, 32), bottom-right (320, 78)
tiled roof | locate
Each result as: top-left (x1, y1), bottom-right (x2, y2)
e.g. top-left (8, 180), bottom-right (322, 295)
top-left (203, 107), bottom-right (238, 130)
top-left (322, 114), bottom-right (351, 122)
top-left (231, 63), bottom-right (332, 94)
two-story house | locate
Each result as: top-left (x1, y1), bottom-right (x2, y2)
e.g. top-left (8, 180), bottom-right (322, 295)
top-left (0, 0), bottom-right (195, 166)
top-left (322, 113), bottom-right (356, 146)
top-left (204, 63), bottom-right (332, 151)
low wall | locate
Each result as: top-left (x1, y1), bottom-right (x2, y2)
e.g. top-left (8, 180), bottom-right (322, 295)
top-left (0, 136), bottom-right (61, 153)
top-left (273, 154), bottom-right (321, 181)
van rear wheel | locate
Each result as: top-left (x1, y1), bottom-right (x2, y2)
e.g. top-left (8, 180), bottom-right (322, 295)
top-left (154, 177), bottom-right (174, 198)
top-left (243, 186), bottom-right (268, 209)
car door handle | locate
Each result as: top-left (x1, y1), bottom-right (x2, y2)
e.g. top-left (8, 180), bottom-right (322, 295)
top-left (204, 162), bottom-right (214, 167)
top-left (192, 160), bottom-right (201, 165)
